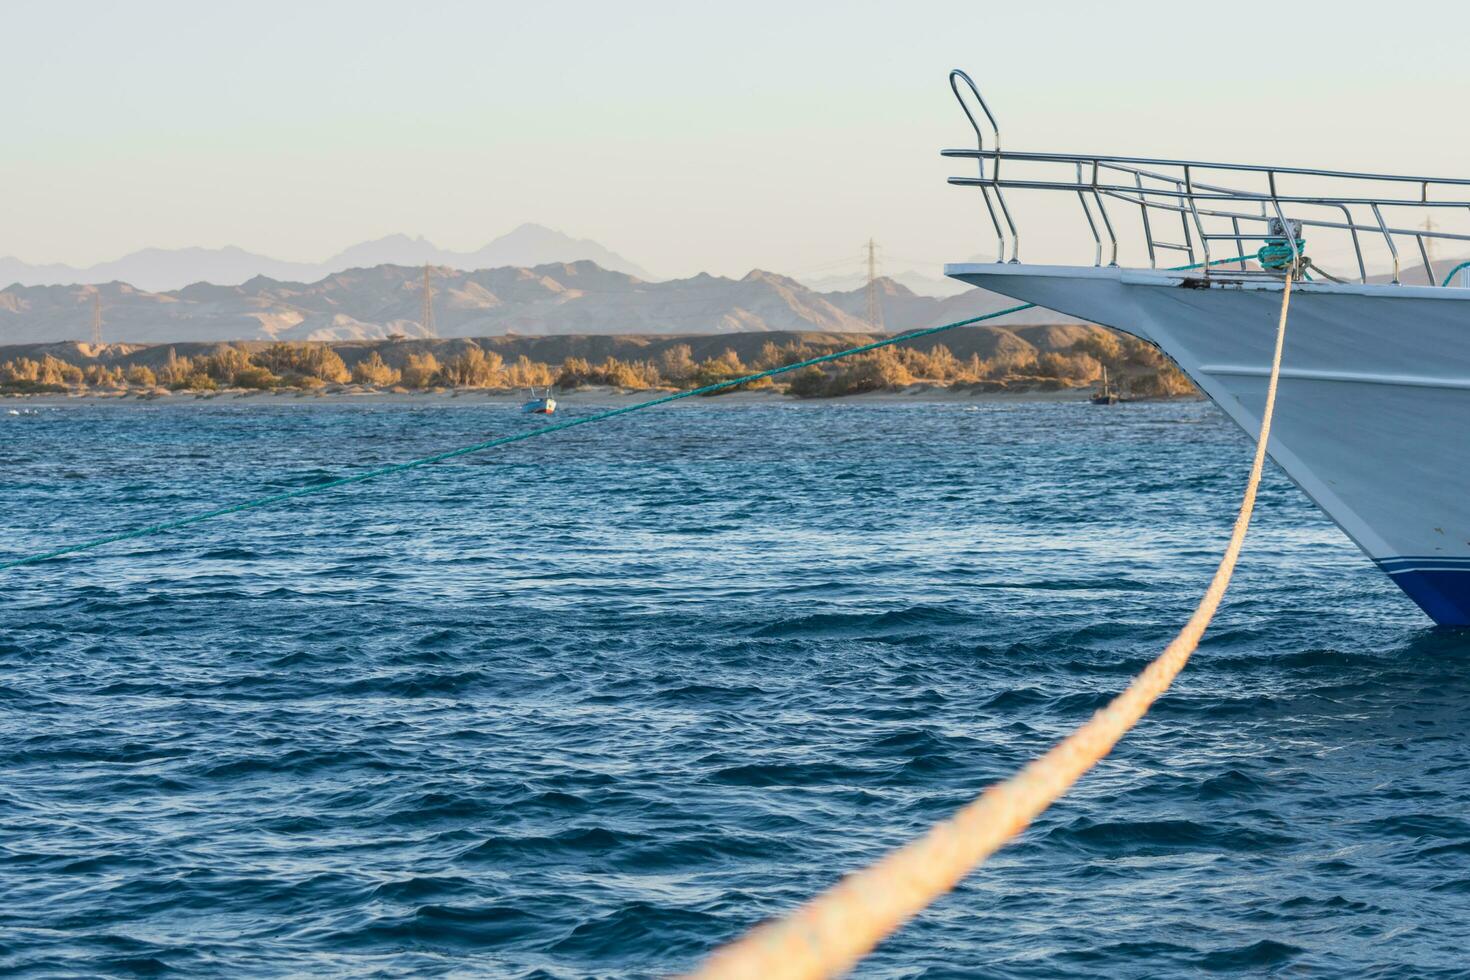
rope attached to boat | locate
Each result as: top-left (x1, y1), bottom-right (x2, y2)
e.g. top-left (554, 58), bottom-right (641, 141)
top-left (1442, 261), bottom-right (1470, 287)
top-left (0, 257), bottom-right (1250, 573)
top-left (688, 273), bottom-right (1296, 980)
top-left (1257, 239), bottom-right (1304, 270)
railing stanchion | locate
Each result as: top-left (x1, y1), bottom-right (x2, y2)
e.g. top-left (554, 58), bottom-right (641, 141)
top-left (1371, 203), bottom-right (1401, 284)
top-left (939, 71), bottom-right (1469, 285)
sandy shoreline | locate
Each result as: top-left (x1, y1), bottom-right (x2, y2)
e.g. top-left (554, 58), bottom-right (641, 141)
top-left (3, 383), bottom-right (1190, 409)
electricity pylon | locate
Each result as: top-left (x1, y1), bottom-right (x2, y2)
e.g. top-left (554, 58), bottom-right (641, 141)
top-left (91, 291), bottom-right (103, 346)
top-left (421, 265), bottom-right (435, 335)
top-left (863, 238), bottom-right (884, 331)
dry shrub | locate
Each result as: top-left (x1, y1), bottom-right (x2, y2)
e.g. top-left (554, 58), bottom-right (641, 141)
top-left (351, 351), bottom-right (399, 386)
top-left (659, 344), bottom-right (695, 384)
top-left (157, 349), bottom-right (195, 387)
top-left (0, 356), bottom-right (74, 391)
top-left (400, 352), bottom-right (442, 388)
top-left (1069, 332), bottom-right (1124, 365)
top-left (1128, 366), bottom-right (1195, 397)
top-left (754, 341), bottom-right (818, 371)
top-left (125, 365), bottom-right (157, 387)
top-left (555, 356), bottom-right (654, 389)
top-left (441, 346), bottom-right (503, 387)
top-left (203, 344), bottom-right (253, 383)
top-left (504, 355), bottom-right (554, 388)
top-left (255, 343), bottom-right (350, 383)
top-left (1036, 352), bottom-right (1102, 382)
top-left (83, 364), bottom-right (124, 388)
top-left (825, 349), bottom-right (912, 395)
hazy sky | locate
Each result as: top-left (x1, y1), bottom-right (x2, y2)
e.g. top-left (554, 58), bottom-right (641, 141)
top-left (3, 0), bottom-right (1466, 279)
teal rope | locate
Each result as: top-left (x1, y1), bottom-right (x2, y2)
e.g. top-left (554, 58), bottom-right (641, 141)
top-left (0, 255), bottom-right (1251, 572)
top-left (1442, 261), bottom-right (1470, 287)
top-left (1257, 239), bottom-right (1305, 271)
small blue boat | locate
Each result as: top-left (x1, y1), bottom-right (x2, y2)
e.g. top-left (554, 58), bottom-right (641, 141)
top-left (521, 387), bottom-right (556, 415)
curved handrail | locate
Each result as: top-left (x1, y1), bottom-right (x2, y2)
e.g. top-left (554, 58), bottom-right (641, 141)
top-left (949, 70), bottom-right (1018, 262)
top-left (947, 69), bottom-right (1001, 154)
top-left (941, 76), bottom-right (1470, 284)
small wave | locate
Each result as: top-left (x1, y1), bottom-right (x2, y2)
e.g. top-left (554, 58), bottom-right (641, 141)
top-left (1277, 894), bottom-right (1379, 914)
top-left (194, 547), bottom-right (264, 560)
top-left (548, 902), bottom-right (722, 958)
top-left (707, 760), bottom-right (884, 787)
top-left (1196, 939), bottom-right (1305, 970)
top-left (653, 682), bottom-right (769, 704)
top-left (752, 604), bottom-right (971, 638)
top-left (330, 903), bottom-right (548, 950)
top-left (1356, 813), bottom-right (1470, 839)
top-left (335, 669), bottom-right (490, 698)
top-left (1196, 768), bottom-right (1272, 801)
top-left (369, 875), bottom-right (478, 903)
top-left (459, 826), bottom-right (648, 864)
top-left (1050, 817), bottom-right (1299, 855)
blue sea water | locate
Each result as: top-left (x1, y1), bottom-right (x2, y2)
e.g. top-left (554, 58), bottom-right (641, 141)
top-left (2, 397), bottom-right (1468, 978)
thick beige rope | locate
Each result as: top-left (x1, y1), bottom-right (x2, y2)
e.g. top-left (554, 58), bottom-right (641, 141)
top-left (690, 276), bottom-right (1295, 980)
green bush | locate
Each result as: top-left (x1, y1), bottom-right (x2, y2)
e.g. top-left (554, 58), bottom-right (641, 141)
top-left (235, 366), bottom-right (277, 389)
top-left (691, 349), bottom-right (748, 391)
top-left (172, 372), bottom-right (217, 391)
top-left (823, 349), bottom-right (912, 395)
top-left (0, 377), bottom-right (67, 393)
top-left (787, 366), bottom-right (829, 398)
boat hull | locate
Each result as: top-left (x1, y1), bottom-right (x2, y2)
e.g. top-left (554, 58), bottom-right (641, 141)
top-left (946, 263), bottom-right (1470, 626)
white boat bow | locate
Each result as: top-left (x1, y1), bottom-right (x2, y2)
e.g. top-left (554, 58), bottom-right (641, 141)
top-left (942, 70), bottom-right (1470, 624)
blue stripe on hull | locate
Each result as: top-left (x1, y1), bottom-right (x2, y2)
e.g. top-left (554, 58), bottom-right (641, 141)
top-left (1381, 567), bottom-right (1470, 627)
top-left (1378, 556), bottom-right (1470, 573)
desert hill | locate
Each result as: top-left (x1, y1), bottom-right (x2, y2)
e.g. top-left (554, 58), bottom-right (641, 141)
top-left (0, 260), bottom-right (1070, 346)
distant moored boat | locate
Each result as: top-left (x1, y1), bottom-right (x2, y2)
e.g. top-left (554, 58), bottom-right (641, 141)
top-left (521, 387), bottom-right (556, 414)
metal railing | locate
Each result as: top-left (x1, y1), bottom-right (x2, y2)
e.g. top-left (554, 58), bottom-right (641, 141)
top-left (943, 70), bottom-right (1470, 286)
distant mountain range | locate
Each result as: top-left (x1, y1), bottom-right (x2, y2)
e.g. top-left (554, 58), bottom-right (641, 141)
top-left (0, 224), bottom-right (650, 292)
top-left (0, 261), bottom-right (1071, 345)
top-left (797, 269), bottom-right (974, 298)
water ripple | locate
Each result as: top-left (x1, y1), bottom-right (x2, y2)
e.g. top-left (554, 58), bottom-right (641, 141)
top-left (2, 400), bottom-right (1467, 976)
